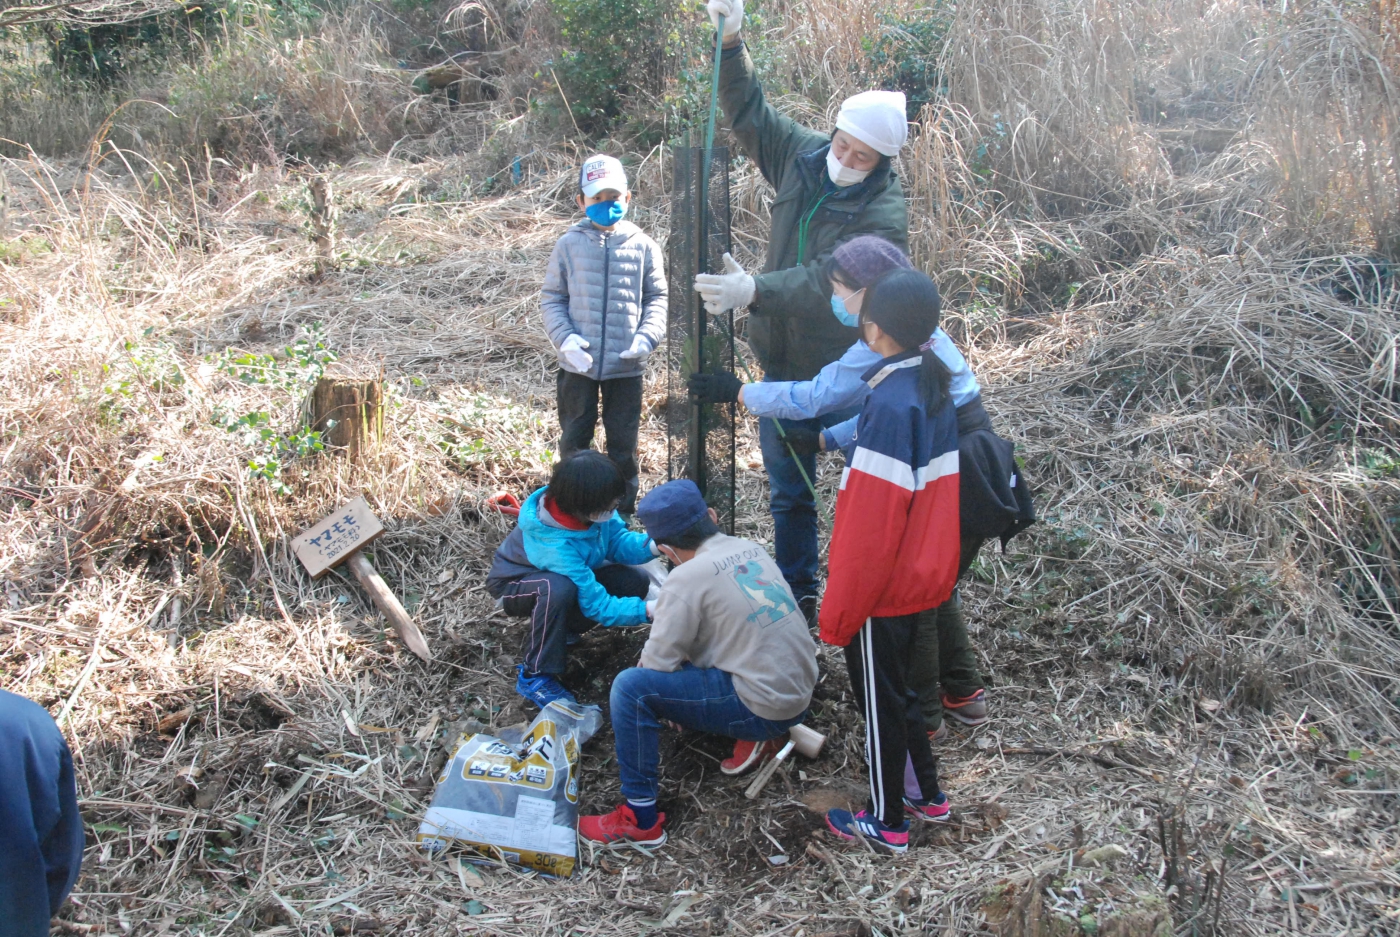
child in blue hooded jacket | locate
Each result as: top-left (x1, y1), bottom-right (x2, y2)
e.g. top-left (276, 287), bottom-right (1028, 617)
top-left (487, 451), bottom-right (658, 707)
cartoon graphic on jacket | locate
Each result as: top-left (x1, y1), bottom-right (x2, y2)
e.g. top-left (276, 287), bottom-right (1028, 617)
top-left (486, 488), bottom-right (654, 627)
top-left (731, 562), bottom-right (799, 626)
top-left (818, 350), bottom-right (961, 646)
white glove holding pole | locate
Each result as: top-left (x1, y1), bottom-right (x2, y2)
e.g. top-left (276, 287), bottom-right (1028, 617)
top-left (617, 333), bottom-right (653, 361)
top-left (557, 333), bottom-right (593, 373)
top-left (694, 252), bottom-right (755, 314)
top-left (706, 0), bottom-right (743, 37)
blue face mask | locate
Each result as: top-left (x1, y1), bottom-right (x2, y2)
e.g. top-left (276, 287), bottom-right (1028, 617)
top-left (830, 289), bottom-right (862, 327)
top-left (585, 199), bottom-right (627, 227)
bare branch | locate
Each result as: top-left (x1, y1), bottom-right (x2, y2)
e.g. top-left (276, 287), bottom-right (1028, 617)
top-left (0, 0), bottom-right (183, 30)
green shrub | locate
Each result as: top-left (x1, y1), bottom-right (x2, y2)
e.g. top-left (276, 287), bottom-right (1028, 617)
top-left (547, 0), bottom-right (686, 134)
top-left (209, 322), bottom-right (339, 494)
top-left (865, 3), bottom-right (953, 119)
top-left (49, 2), bottom-right (224, 85)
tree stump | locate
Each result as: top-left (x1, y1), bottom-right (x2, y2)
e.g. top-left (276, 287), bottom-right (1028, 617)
top-left (310, 377), bottom-right (383, 463)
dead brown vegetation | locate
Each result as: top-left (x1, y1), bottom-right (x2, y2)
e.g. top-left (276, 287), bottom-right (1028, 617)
top-left (0, 0), bottom-right (1398, 934)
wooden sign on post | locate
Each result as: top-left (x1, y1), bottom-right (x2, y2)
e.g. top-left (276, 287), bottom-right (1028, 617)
top-left (293, 496), bottom-right (383, 577)
top-left (292, 496), bottom-right (431, 661)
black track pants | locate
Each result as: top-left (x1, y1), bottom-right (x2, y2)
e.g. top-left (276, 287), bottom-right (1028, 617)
top-left (497, 564), bottom-right (650, 676)
top-left (557, 371), bottom-right (643, 513)
top-left (843, 613), bottom-right (942, 827)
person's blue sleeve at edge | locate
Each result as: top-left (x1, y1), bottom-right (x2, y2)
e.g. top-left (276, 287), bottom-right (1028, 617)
top-left (0, 688), bottom-right (84, 937)
top-left (740, 341), bottom-right (880, 422)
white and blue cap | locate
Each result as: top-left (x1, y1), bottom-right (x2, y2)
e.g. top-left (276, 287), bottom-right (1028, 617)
top-left (579, 153), bottom-right (628, 198)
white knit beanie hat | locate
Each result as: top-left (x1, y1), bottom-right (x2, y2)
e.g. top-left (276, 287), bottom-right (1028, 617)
top-left (834, 90), bottom-right (909, 157)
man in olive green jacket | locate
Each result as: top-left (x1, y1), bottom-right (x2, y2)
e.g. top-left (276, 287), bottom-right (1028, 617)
top-left (692, 0), bottom-right (911, 617)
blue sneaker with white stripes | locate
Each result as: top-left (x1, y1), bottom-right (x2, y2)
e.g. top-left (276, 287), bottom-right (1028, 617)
top-left (825, 808), bottom-right (911, 854)
top-left (515, 665), bottom-right (575, 709)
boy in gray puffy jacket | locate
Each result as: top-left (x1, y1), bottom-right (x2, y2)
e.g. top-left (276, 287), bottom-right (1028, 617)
top-left (542, 154), bottom-right (668, 512)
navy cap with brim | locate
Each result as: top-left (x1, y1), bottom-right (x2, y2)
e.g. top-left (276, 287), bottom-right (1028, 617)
top-left (636, 480), bottom-right (710, 542)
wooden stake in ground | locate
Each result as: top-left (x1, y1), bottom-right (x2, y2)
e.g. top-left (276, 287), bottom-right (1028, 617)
top-left (307, 175), bottom-right (335, 276)
top-left (291, 495), bottom-right (431, 661)
top-left (311, 376), bottom-right (384, 463)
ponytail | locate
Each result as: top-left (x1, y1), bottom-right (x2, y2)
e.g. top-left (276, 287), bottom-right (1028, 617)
top-left (919, 346), bottom-right (953, 411)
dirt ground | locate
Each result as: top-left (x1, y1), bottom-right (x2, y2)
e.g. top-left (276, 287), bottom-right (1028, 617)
top-left (1, 144), bottom-right (1398, 937)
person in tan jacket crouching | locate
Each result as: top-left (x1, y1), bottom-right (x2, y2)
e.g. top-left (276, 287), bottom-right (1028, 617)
top-left (578, 480), bottom-right (818, 846)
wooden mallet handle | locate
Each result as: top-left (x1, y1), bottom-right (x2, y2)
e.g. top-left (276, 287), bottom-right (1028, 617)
top-left (744, 739), bottom-right (796, 800)
top-left (346, 551), bottom-right (431, 661)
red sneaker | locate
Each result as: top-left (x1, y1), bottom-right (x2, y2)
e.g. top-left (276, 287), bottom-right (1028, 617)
top-left (904, 792), bottom-right (952, 823)
top-left (578, 804), bottom-right (667, 846)
top-left (941, 688), bottom-right (989, 726)
top-left (721, 738), bottom-right (783, 776)
top-left (928, 721), bottom-right (949, 743)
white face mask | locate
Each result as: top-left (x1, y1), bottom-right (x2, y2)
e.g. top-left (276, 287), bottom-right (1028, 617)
top-left (826, 148), bottom-right (871, 187)
top-left (588, 509), bottom-right (616, 523)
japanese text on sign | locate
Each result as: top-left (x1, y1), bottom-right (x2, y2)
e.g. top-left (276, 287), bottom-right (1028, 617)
top-left (291, 495), bottom-right (384, 577)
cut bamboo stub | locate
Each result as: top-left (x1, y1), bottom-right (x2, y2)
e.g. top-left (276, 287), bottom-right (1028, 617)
top-left (311, 376), bottom-right (384, 464)
top-left (744, 739), bottom-right (796, 800)
top-left (744, 724), bottom-right (826, 799)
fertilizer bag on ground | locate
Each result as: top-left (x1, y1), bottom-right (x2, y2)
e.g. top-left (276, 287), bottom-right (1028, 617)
top-left (417, 700), bottom-right (603, 876)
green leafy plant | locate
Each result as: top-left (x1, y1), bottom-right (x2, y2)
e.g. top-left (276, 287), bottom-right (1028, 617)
top-left (98, 331), bottom-right (187, 423)
top-left (208, 322), bottom-right (337, 494)
top-left (214, 411), bottom-right (326, 495)
top-left (865, 3), bottom-right (955, 119)
top-left (433, 392), bottom-right (553, 473)
top-left (208, 321), bottom-right (338, 389)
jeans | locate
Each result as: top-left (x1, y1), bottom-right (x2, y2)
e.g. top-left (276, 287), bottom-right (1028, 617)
top-left (495, 564), bottom-right (650, 676)
top-left (757, 399), bottom-right (859, 601)
top-left (557, 371), bottom-right (644, 512)
top-left (610, 664), bottom-right (804, 804)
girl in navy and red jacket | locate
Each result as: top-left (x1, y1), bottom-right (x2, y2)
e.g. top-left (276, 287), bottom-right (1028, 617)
top-left (819, 267), bottom-right (960, 853)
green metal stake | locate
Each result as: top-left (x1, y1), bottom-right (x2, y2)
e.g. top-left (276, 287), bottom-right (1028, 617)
top-left (705, 14), bottom-right (725, 153)
top-left (699, 12), bottom-right (823, 510)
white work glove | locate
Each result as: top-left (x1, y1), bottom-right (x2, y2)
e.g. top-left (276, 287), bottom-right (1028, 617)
top-left (618, 333), bottom-right (653, 361)
top-left (557, 333), bottom-right (593, 374)
top-left (646, 600), bottom-right (657, 620)
top-left (694, 252), bottom-right (755, 314)
top-left (706, 0), bottom-right (743, 37)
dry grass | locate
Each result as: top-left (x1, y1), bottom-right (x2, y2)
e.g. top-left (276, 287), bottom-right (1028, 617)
top-left (0, 0), bottom-right (1399, 934)
top-left (0, 0), bottom-right (541, 164)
